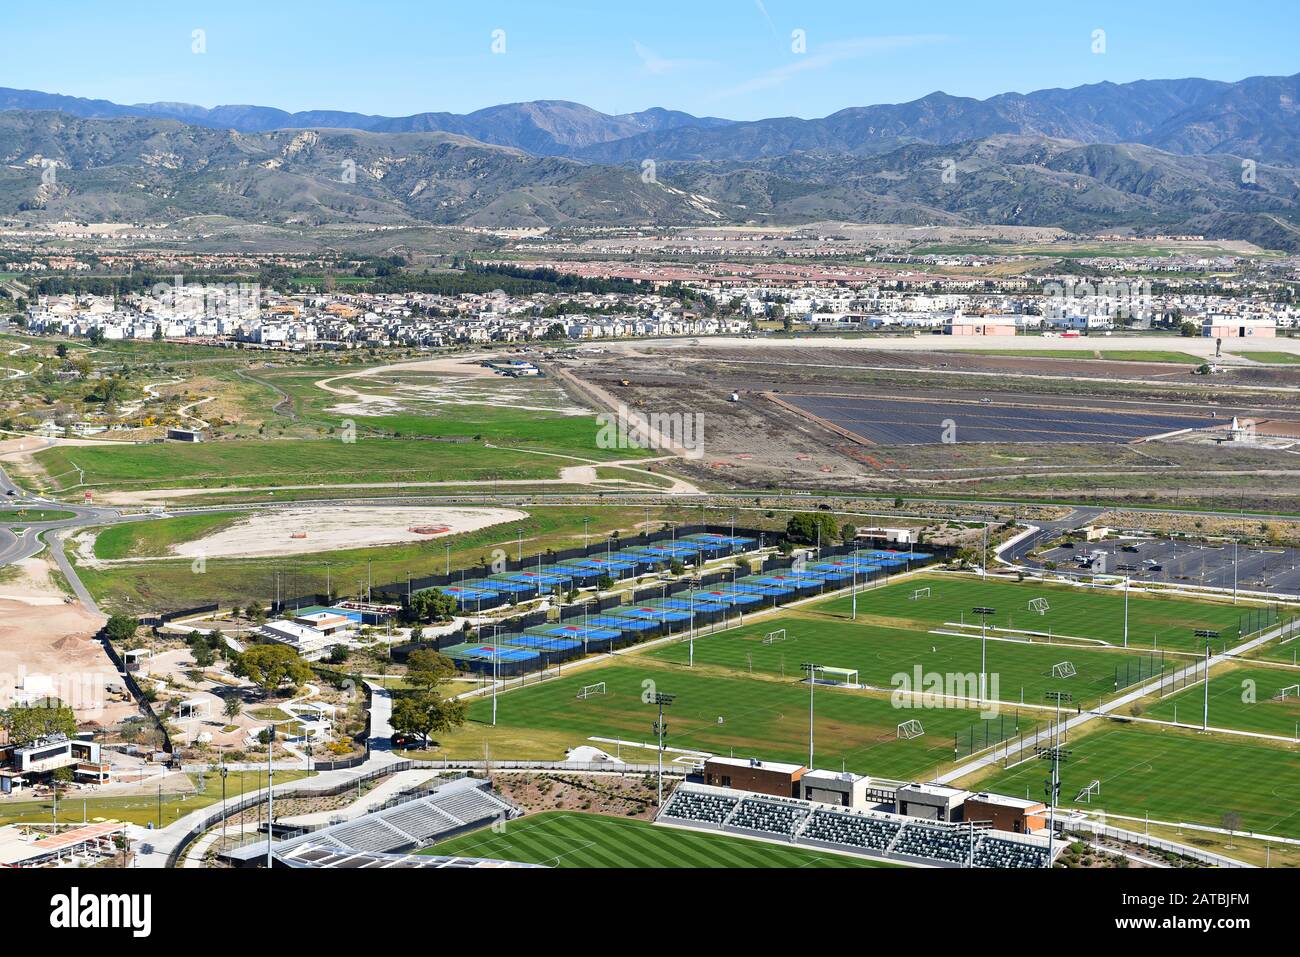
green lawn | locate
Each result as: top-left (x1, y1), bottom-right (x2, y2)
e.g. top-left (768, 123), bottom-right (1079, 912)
top-left (421, 811), bottom-right (891, 867)
top-left (813, 575), bottom-right (1260, 653)
top-left (1097, 351), bottom-right (1202, 364)
top-left (443, 662), bottom-right (1035, 780)
top-left (650, 613), bottom-right (1166, 712)
top-left (1141, 665), bottom-right (1300, 738)
top-left (31, 437), bottom-right (575, 493)
top-left (0, 508), bottom-right (77, 523)
top-left (1231, 351), bottom-right (1300, 365)
top-left (93, 512), bottom-right (242, 560)
top-left (972, 723), bottom-right (1300, 839)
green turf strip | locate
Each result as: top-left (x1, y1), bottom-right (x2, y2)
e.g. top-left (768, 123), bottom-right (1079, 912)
top-left (422, 811), bottom-right (891, 867)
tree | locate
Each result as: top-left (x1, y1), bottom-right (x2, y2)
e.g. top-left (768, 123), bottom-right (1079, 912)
top-left (222, 696), bottom-right (243, 720)
top-left (406, 648), bottom-right (456, 691)
top-left (103, 613), bottom-right (138, 644)
top-left (232, 644), bottom-right (313, 694)
top-left (785, 512), bottom-right (837, 546)
top-left (391, 691), bottom-right (466, 749)
top-left (409, 589), bottom-right (457, 623)
top-left (596, 573), bottom-right (614, 591)
top-left (840, 522), bottom-right (858, 543)
top-left (0, 703), bottom-right (77, 746)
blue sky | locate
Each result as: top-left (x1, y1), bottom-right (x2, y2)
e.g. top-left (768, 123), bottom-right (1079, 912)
top-left (4, 1), bottom-right (1296, 120)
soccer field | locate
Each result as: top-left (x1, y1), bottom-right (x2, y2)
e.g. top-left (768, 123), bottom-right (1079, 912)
top-left (814, 575), bottom-right (1259, 652)
top-left (973, 723), bottom-right (1300, 839)
top-left (448, 663), bottom-right (1038, 779)
top-left (1142, 665), bottom-right (1300, 738)
top-left (421, 811), bottom-right (891, 867)
top-left (651, 614), bottom-right (1167, 711)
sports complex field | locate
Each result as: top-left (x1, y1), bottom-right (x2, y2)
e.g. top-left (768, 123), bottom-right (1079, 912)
top-left (650, 614), bottom-right (1166, 711)
top-left (421, 811), bottom-right (889, 868)
top-left (1141, 664), bottom-right (1300, 738)
top-left (972, 723), bottom-right (1300, 840)
top-left (816, 574), bottom-right (1260, 652)
top-left (456, 662), bottom-right (1017, 778)
top-left (438, 574), bottom-right (1290, 783)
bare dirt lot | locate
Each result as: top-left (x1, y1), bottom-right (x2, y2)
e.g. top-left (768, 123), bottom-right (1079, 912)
top-left (0, 556), bottom-right (130, 727)
top-left (169, 505), bottom-right (530, 559)
top-left (552, 340), bottom-right (1300, 510)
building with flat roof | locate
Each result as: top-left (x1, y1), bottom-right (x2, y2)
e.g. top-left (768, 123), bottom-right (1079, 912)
top-left (946, 313), bottom-right (1018, 336)
top-left (703, 756), bottom-right (805, 798)
top-left (964, 792), bottom-right (1048, 834)
top-left (895, 782), bottom-right (971, 822)
top-left (1203, 315), bottom-right (1276, 338)
top-left (799, 769), bottom-right (874, 810)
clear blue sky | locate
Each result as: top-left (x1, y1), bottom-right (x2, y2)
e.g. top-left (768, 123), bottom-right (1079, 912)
top-left (4, 0), bottom-right (1296, 120)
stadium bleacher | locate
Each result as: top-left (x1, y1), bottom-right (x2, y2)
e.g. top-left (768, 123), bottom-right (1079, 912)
top-left (659, 788), bottom-right (740, 825)
top-left (655, 784), bottom-right (1054, 868)
top-left (802, 808), bottom-right (902, 851)
top-left (728, 796), bottom-right (811, 835)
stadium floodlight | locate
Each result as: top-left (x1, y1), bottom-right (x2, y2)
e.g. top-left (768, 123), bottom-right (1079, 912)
top-left (801, 663), bottom-right (823, 769)
top-left (650, 692), bottom-right (676, 804)
top-left (1036, 740), bottom-right (1071, 867)
top-left (973, 607), bottom-right (996, 704)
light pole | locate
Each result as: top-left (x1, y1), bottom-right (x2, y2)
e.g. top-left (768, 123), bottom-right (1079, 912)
top-left (1036, 739), bottom-right (1070, 867)
top-left (1195, 629), bottom-right (1220, 729)
top-left (973, 606), bottom-right (996, 704)
top-left (1123, 576), bottom-right (1130, 648)
top-left (651, 692), bottom-right (675, 804)
top-left (801, 662), bottom-right (822, 769)
top-left (220, 764), bottom-right (229, 849)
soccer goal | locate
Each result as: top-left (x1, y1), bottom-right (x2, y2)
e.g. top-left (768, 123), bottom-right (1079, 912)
top-left (1075, 780), bottom-right (1101, 803)
top-left (911, 587), bottom-right (931, 601)
top-left (1050, 661), bottom-right (1077, 679)
top-left (1028, 598), bottom-right (1051, 615)
top-left (812, 666), bottom-right (860, 689)
top-left (1273, 684), bottom-right (1300, 701)
top-left (762, 629), bottom-right (787, 645)
top-left (575, 682), bottom-right (606, 700)
top-left (897, 718), bottom-right (925, 739)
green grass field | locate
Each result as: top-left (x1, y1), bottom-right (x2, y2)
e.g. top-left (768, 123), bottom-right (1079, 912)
top-left (1141, 665), bottom-right (1300, 738)
top-left (1231, 351), bottom-right (1300, 365)
top-left (814, 575), bottom-right (1256, 653)
top-left (443, 662), bottom-right (1037, 780)
top-left (1097, 350), bottom-right (1202, 364)
top-left (92, 512), bottom-right (242, 560)
top-left (421, 811), bottom-right (890, 867)
top-left (32, 437), bottom-right (573, 493)
top-left (972, 723), bottom-right (1300, 839)
top-left (650, 613), bottom-right (1166, 711)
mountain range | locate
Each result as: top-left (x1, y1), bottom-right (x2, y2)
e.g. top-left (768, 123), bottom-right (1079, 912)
top-left (1, 73), bottom-right (1298, 248)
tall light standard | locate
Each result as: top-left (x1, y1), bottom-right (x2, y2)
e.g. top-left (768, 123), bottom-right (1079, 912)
top-left (1195, 629), bottom-right (1220, 729)
top-left (651, 692), bottom-right (675, 804)
top-left (1036, 739), bottom-right (1070, 867)
top-left (973, 606), bottom-right (996, 704)
top-left (1123, 576), bottom-right (1130, 648)
top-left (851, 565), bottom-right (858, 621)
top-left (800, 662), bottom-right (823, 769)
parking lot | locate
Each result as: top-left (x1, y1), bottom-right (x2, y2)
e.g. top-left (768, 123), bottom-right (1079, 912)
top-left (1038, 536), bottom-right (1300, 597)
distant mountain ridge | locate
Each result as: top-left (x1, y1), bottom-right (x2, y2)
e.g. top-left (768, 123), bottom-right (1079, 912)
top-left (0, 88), bottom-right (734, 155)
top-left (2, 72), bottom-right (1296, 162)
top-left (0, 72), bottom-right (1297, 249)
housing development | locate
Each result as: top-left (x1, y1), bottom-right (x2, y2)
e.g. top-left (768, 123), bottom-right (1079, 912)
top-left (0, 0), bottom-right (1294, 938)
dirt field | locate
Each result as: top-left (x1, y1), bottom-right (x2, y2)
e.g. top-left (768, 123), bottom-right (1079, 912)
top-left (170, 505), bottom-right (530, 559)
top-left (551, 340), bottom-right (1300, 508)
top-left (0, 556), bottom-right (130, 727)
